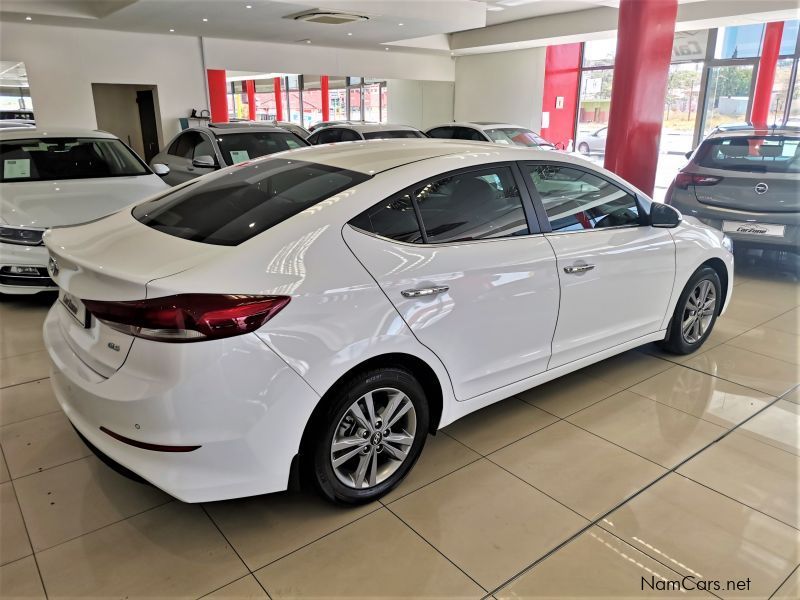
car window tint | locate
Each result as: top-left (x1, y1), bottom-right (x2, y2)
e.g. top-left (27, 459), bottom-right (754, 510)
top-left (695, 136), bottom-right (800, 173)
top-left (426, 127), bottom-right (454, 139)
top-left (133, 158), bottom-right (370, 246)
top-left (452, 127), bottom-right (485, 142)
top-left (363, 130), bottom-right (425, 140)
top-left (340, 129), bottom-right (361, 142)
top-left (526, 164), bottom-right (640, 232)
top-left (349, 192), bottom-right (424, 244)
top-left (0, 137), bottom-right (148, 182)
top-left (316, 129), bottom-right (342, 144)
top-left (193, 135), bottom-right (215, 160)
top-left (416, 166), bottom-right (528, 243)
top-left (170, 133), bottom-right (197, 158)
top-left (215, 132), bottom-right (307, 166)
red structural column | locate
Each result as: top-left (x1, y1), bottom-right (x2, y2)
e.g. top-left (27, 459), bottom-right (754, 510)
top-left (540, 43), bottom-right (581, 150)
top-left (603, 0), bottom-right (678, 197)
top-left (751, 21), bottom-right (785, 127)
top-left (321, 75), bottom-right (330, 122)
top-left (206, 69), bottom-right (228, 123)
top-left (245, 80), bottom-right (257, 121)
top-left (274, 77), bottom-right (284, 121)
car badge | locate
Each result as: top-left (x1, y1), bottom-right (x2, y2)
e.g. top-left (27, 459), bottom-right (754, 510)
top-left (48, 256), bottom-right (59, 277)
top-left (754, 182), bottom-right (769, 195)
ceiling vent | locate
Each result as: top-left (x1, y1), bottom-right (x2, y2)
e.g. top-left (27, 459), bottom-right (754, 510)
top-left (289, 11), bottom-right (369, 25)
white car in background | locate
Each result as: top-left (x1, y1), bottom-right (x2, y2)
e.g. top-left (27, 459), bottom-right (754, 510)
top-left (0, 128), bottom-right (168, 294)
top-left (43, 140), bottom-right (732, 505)
top-left (426, 122), bottom-right (557, 149)
top-left (307, 123), bottom-right (426, 144)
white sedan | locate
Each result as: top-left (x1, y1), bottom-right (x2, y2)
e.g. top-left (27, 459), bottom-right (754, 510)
top-left (0, 128), bottom-right (168, 294)
top-left (42, 140), bottom-right (733, 504)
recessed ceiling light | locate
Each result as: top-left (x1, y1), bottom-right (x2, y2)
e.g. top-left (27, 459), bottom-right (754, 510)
top-left (169, 28), bottom-right (175, 32)
top-left (202, 18), bottom-right (208, 22)
top-left (384, 47), bottom-right (389, 51)
top-left (245, 4), bottom-right (252, 8)
top-left (398, 23), bottom-right (404, 26)
top-left (25, 16), bottom-right (32, 20)
top-left (306, 39), bottom-right (312, 44)
top-left (347, 32), bottom-right (353, 36)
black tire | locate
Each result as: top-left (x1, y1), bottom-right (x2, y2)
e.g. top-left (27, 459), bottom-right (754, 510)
top-left (309, 367), bottom-right (429, 504)
top-left (578, 142), bottom-right (590, 155)
top-left (660, 265), bottom-right (721, 355)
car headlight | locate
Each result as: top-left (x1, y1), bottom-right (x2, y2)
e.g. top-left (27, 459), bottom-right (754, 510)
top-left (0, 226), bottom-right (45, 246)
top-left (721, 235), bottom-right (733, 253)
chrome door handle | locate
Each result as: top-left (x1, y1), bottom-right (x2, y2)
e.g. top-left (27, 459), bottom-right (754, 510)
top-left (401, 286), bottom-right (449, 298)
top-left (563, 264), bottom-right (595, 275)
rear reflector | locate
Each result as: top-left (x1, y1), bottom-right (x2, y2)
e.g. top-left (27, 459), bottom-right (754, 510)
top-left (100, 426), bottom-right (201, 452)
top-left (675, 172), bottom-right (723, 189)
top-left (83, 294), bottom-right (290, 342)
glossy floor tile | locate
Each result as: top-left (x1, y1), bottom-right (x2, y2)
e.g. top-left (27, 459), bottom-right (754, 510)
top-left (0, 378), bottom-right (60, 427)
top-left (390, 459), bottom-right (588, 589)
top-left (630, 365), bottom-right (774, 428)
top-left (516, 370), bottom-right (623, 418)
top-left (205, 490), bottom-right (379, 571)
top-left (0, 482), bottom-right (31, 566)
top-left (678, 431), bottom-right (800, 528)
top-left (726, 326), bottom-right (800, 365)
top-left (254, 509), bottom-right (484, 598)
top-left (580, 350), bottom-right (674, 389)
top-left (762, 307), bottom-right (800, 335)
top-left (443, 397), bottom-right (557, 455)
top-left (490, 420), bottom-right (666, 520)
top-left (567, 390), bottom-right (726, 468)
top-left (0, 411), bottom-right (91, 479)
top-left (0, 351), bottom-right (51, 389)
top-left (13, 455), bottom-right (170, 551)
top-left (0, 556), bottom-right (46, 599)
top-left (204, 575), bottom-right (268, 599)
top-left (601, 474), bottom-right (800, 599)
top-left (683, 344), bottom-right (799, 397)
top-left (496, 526), bottom-right (707, 599)
top-left (738, 399), bottom-right (800, 455)
top-left (36, 502), bottom-right (248, 599)
top-left (772, 568), bottom-right (799, 600)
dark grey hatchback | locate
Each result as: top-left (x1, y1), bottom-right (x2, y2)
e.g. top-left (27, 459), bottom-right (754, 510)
top-left (665, 125), bottom-right (799, 251)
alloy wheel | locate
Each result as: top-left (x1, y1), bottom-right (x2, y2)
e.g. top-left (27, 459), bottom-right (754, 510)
top-left (681, 279), bottom-right (716, 344)
top-left (330, 387), bottom-right (417, 489)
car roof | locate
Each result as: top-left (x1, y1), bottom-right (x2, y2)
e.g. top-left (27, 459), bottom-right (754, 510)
top-left (321, 123), bottom-right (421, 133)
top-left (276, 138), bottom-right (559, 174)
top-left (205, 123), bottom-right (287, 134)
top-left (0, 127), bottom-right (118, 141)
top-left (708, 123), bottom-right (800, 138)
top-left (426, 122), bottom-right (525, 131)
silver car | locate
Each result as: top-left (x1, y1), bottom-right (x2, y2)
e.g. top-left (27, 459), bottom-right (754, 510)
top-left (150, 123), bottom-right (308, 186)
top-left (665, 125), bottom-right (799, 251)
top-left (575, 126), bottom-right (607, 156)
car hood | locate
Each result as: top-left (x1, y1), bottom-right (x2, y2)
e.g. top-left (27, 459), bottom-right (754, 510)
top-left (0, 175), bottom-right (168, 228)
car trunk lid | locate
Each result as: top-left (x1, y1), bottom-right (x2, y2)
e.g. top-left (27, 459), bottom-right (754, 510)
top-left (692, 172), bottom-right (799, 213)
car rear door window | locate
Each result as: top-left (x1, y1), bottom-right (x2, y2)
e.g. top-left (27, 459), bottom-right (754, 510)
top-left (451, 127), bottom-right (486, 142)
top-left (525, 164), bottom-right (641, 232)
top-left (426, 127), bottom-right (455, 139)
top-left (349, 192), bottom-right (424, 243)
top-left (314, 128), bottom-right (344, 144)
top-left (133, 158), bottom-right (370, 246)
top-left (340, 129), bottom-right (361, 142)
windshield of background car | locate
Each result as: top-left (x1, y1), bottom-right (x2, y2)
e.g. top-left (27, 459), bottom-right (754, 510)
top-left (215, 132), bottom-right (308, 166)
top-left (362, 130), bottom-right (426, 140)
top-left (485, 128), bottom-right (553, 148)
top-left (0, 137), bottom-right (148, 182)
top-left (133, 158), bottom-right (370, 246)
top-left (695, 135), bottom-right (800, 173)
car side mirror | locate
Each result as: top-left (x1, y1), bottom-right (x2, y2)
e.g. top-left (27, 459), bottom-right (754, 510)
top-left (650, 203), bottom-right (682, 228)
top-left (192, 155), bottom-right (217, 169)
top-left (684, 150), bottom-right (693, 159)
top-left (152, 163), bottom-right (170, 176)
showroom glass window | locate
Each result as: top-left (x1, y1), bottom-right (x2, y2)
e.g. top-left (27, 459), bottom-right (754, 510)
top-left (351, 166), bottom-right (529, 244)
top-left (0, 138), bottom-right (148, 182)
top-left (525, 165), bottom-right (640, 232)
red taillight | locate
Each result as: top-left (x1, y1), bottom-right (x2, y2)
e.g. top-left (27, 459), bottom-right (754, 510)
top-left (83, 294), bottom-right (290, 342)
top-left (674, 172), bottom-right (723, 189)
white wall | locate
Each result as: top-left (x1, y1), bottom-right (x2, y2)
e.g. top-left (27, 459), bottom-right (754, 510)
top-left (202, 38), bottom-right (455, 82)
top-left (454, 48), bottom-right (546, 131)
top-left (386, 80), bottom-right (454, 129)
top-left (0, 22), bottom-right (207, 141)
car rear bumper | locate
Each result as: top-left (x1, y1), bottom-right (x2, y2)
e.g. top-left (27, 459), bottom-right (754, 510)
top-left (43, 302), bottom-right (320, 502)
top-left (668, 192), bottom-right (800, 251)
top-left (0, 242), bottom-right (55, 294)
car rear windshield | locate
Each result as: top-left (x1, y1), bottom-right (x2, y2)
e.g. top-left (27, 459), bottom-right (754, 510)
top-left (0, 137), bottom-right (148, 182)
top-left (485, 128), bottom-right (553, 148)
top-left (132, 158), bottom-right (370, 246)
top-left (362, 130), bottom-right (425, 140)
top-left (695, 135), bottom-right (800, 173)
top-left (215, 132), bottom-right (308, 166)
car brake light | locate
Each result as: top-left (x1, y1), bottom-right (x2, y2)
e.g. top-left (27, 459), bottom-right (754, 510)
top-left (83, 294), bottom-right (290, 342)
top-left (674, 173), bottom-right (723, 189)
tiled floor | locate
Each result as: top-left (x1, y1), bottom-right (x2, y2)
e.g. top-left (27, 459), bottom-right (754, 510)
top-left (1, 252), bottom-right (798, 599)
